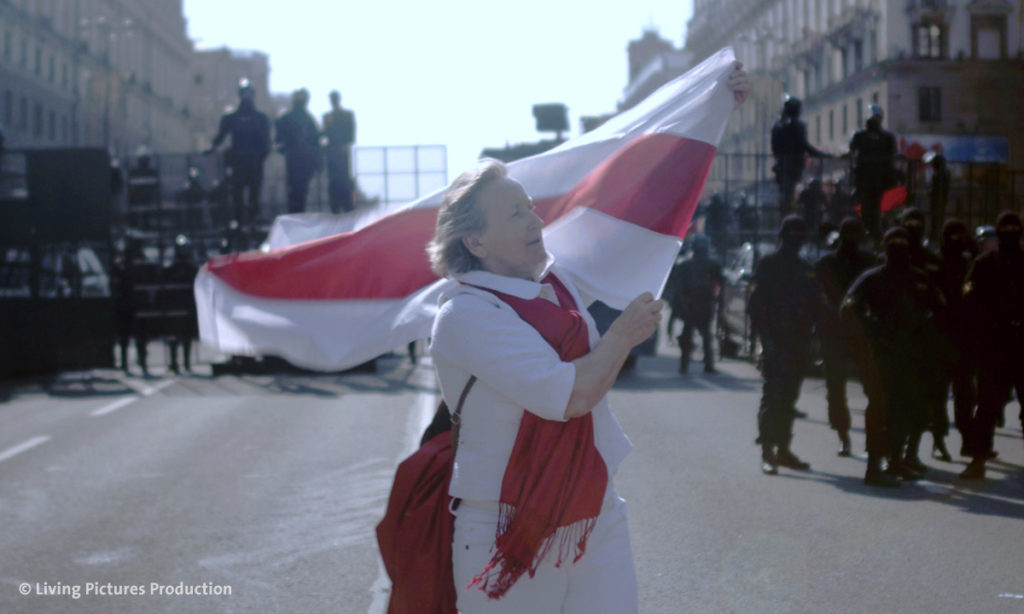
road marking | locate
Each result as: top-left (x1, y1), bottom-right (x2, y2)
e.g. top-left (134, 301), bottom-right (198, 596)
top-left (0, 435), bottom-right (51, 464)
top-left (90, 380), bottom-right (175, 417)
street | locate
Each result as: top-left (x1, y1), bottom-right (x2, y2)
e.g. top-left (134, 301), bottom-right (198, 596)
top-left (0, 333), bottom-right (1022, 614)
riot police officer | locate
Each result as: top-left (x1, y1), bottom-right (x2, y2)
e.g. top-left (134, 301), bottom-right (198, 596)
top-left (749, 215), bottom-right (821, 474)
top-left (848, 104), bottom-right (897, 244)
top-left (959, 211), bottom-right (1024, 479)
top-left (936, 219), bottom-right (977, 459)
top-left (771, 97), bottom-right (829, 219)
top-left (814, 217), bottom-right (877, 456)
top-left (667, 234), bottom-right (723, 374)
top-left (900, 207), bottom-right (952, 470)
top-left (842, 227), bottom-right (947, 486)
top-left (205, 78), bottom-right (271, 231)
top-left (164, 235), bottom-right (199, 373)
top-left (275, 88), bottom-right (321, 214)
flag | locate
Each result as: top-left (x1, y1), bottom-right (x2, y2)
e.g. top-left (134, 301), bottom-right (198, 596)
top-left (195, 47), bottom-right (740, 371)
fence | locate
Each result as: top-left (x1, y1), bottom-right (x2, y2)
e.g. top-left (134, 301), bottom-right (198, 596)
top-left (701, 152), bottom-right (1023, 248)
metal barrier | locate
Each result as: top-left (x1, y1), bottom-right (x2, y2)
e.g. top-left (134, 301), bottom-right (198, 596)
top-left (701, 152), bottom-right (1023, 248)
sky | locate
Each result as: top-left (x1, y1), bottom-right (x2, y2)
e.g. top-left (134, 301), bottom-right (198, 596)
top-left (183, 0), bottom-right (695, 180)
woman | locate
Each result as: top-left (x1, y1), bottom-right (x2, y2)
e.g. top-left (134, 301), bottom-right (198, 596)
top-left (427, 65), bottom-right (750, 613)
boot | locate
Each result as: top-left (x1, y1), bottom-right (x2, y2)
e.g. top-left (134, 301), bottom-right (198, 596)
top-left (775, 447), bottom-right (810, 470)
top-left (932, 435), bottom-right (952, 462)
top-left (837, 430), bottom-right (852, 457)
top-left (903, 432), bottom-right (927, 475)
top-left (761, 444), bottom-right (778, 475)
top-left (958, 460), bottom-right (986, 480)
top-left (864, 453), bottom-right (900, 487)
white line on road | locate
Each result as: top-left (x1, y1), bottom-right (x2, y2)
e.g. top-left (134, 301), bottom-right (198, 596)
top-left (0, 435), bottom-right (51, 464)
top-left (90, 380), bottom-right (176, 417)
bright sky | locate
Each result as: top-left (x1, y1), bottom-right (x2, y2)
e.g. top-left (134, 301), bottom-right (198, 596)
top-left (183, 0), bottom-right (694, 179)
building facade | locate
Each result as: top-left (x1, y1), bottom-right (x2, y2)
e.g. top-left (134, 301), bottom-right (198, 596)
top-left (684, 0), bottom-right (1024, 169)
top-left (1, 0), bottom-right (195, 155)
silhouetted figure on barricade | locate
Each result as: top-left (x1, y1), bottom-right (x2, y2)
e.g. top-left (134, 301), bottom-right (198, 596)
top-left (749, 215), bottom-right (820, 475)
top-left (771, 97), bottom-right (828, 220)
top-left (842, 227), bottom-right (947, 487)
top-left (322, 90), bottom-right (357, 213)
top-left (936, 219), bottom-right (977, 459)
top-left (797, 178), bottom-right (827, 248)
top-left (667, 234), bottom-right (722, 375)
top-left (814, 217), bottom-right (877, 457)
top-left (276, 88), bottom-right (321, 214)
top-left (205, 78), bottom-right (271, 231)
top-left (959, 212), bottom-right (1024, 480)
top-left (927, 152), bottom-right (951, 244)
top-left (849, 104), bottom-right (897, 244)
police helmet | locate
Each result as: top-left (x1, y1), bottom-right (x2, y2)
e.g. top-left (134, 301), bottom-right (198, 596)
top-left (238, 78), bottom-right (255, 97)
top-left (782, 96), bottom-right (802, 118)
top-left (867, 104), bottom-right (884, 120)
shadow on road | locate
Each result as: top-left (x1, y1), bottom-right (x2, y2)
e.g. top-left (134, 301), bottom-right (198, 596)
top-left (614, 354), bottom-right (761, 392)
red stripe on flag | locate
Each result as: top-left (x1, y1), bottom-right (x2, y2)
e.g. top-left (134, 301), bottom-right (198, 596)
top-left (206, 207), bottom-right (439, 300)
top-left (538, 133), bottom-right (715, 237)
top-left (206, 133), bottom-right (715, 300)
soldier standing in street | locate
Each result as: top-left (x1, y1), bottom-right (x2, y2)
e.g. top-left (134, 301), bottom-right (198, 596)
top-left (959, 211), bottom-right (1024, 479)
top-left (667, 234), bottom-right (723, 375)
top-left (900, 207), bottom-right (953, 471)
top-left (749, 215), bottom-right (820, 474)
top-left (814, 217), bottom-right (877, 457)
top-left (848, 104), bottom-right (897, 244)
top-left (322, 90), bottom-right (357, 213)
top-left (936, 219), bottom-right (977, 459)
top-left (842, 227), bottom-right (947, 486)
top-left (205, 79), bottom-right (271, 231)
top-left (276, 88), bottom-right (321, 214)
top-left (164, 235), bottom-right (199, 373)
top-left (771, 97), bottom-right (829, 219)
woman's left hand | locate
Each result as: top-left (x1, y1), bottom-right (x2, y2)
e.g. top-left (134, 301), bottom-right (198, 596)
top-left (728, 61), bottom-right (751, 108)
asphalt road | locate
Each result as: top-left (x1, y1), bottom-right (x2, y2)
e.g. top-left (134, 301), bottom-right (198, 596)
top-left (0, 337), bottom-right (1021, 614)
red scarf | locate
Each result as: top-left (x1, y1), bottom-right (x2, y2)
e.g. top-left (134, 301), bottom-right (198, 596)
top-left (467, 272), bottom-right (609, 599)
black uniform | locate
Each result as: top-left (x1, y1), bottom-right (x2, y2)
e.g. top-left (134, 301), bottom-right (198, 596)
top-left (936, 224), bottom-right (977, 446)
top-left (162, 251), bottom-right (199, 373)
top-left (849, 121), bottom-right (897, 242)
top-left (842, 256), bottom-right (946, 479)
top-left (749, 241), bottom-right (820, 465)
top-left (322, 106), bottom-right (356, 213)
top-left (960, 219), bottom-right (1024, 470)
top-left (276, 104), bottom-right (321, 214)
top-left (815, 239), bottom-right (877, 440)
top-left (771, 110), bottom-right (826, 219)
top-left (210, 100), bottom-right (271, 227)
top-left (667, 245), bottom-right (723, 373)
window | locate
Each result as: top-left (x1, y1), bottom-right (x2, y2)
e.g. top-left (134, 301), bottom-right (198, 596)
top-left (919, 87), bottom-right (942, 122)
top-left (18, 96), bottom-right (27, 130)
top-left (854, 40), bottom-right (863, 72)
top-left (33, 102), bottom-right (43, 137)
top-left (3, 90), bottom-right (10, 126)
top-left (914, 22), bottom-right (945, 58)
top-left (34, 46), bottom-right (41, 76)
top-left (972, 14), bottom-right (1006, 59)
top-left (815, 115), bottom-right (821, 143)
top-left (856, 98), bottom-right (863, 128)
top-left (48, 55), bottom-right (54, 82)
top-left (829, 109), bottom-right (834, 141)
top-left (47, 109), bottom-right (55, 140)
top-left (3, 31), bottom-right (10, 62)
top-left (842, 103), bottom-right (848, 137)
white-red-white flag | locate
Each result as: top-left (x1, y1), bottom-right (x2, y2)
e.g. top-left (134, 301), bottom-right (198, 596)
top-left (195, 47), bottom-right (739, 370)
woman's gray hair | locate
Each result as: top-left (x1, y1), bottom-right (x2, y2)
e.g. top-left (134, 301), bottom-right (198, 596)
top-left (427, 159), bottom-right (508, 278)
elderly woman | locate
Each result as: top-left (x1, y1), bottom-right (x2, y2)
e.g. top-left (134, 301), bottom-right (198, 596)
top-left (428, 66), bottom-right (749, 614)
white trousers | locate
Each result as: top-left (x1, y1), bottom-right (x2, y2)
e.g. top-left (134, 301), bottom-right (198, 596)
top-left (452, 495), bottom-right (638, 614)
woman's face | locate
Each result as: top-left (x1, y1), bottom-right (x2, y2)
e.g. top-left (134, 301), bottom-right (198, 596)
top-left (463, 177), bottom-right (546, 280)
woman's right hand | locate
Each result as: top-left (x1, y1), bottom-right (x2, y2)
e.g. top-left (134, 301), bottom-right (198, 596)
top-left (608, 292), bottom-right (664, 347)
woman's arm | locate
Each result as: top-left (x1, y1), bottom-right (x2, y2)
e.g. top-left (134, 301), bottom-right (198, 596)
top-left (564, 292), bottom-right (663, 418)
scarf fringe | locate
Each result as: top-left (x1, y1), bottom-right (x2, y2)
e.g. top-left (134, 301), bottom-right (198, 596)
top-left (467, 503), bottom-right (600, 600)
